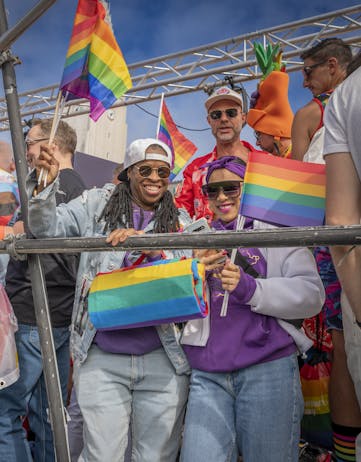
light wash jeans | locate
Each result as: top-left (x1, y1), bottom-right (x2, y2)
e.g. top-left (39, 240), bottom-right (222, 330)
top-left (180, 354), bottom-right (303, 462)
top-left (74, 344), bottom-right (189, 462)
top-left (0, 323), bottom-right (70, 462)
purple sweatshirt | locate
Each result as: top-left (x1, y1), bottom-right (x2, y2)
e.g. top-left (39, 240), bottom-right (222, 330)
top-left (183, 218), bottom-right (296, 372)
top-left (94, 206), bottom-right (162, 355)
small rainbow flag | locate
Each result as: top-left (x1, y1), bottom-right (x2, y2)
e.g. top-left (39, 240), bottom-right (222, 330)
top-left (60, 0), bottom-right (132, 121)
top-left (157, 99), bottom-right (197, 181)
top-left (240, 152), bottom-right (326, 227)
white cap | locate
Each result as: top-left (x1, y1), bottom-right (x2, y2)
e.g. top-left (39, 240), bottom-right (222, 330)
top-left (205, 86), bottom-right (244, 111)
top-left (118, 138), bottom-right (173, 181)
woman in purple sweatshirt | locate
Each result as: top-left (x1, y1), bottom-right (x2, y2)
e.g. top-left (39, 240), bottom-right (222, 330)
top-left (180, 156), bottom-right (325, 462)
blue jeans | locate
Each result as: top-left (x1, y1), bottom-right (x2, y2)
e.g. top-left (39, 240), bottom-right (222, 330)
top-left (180, 354), bottom-right (303, 462)
top-left (0, 323), bottom-right (70, 462)
top-left (75, 344), bottom-right (189, 462)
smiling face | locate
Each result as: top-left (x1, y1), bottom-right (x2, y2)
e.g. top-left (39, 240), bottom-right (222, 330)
top-left (207, 168), bottom-right (243, 223)
top-left (127, 145), bottom-right (170, 210)
top-left (207, 99), bottom-right (245, 145)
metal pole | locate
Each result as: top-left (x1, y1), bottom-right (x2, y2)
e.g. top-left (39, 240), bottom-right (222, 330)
top-left (0, 2), bottom-right (70, 461)
top-left (0, 224), bottom-right (360, 255)
top-left (0, 0), bottom-right (56, 52)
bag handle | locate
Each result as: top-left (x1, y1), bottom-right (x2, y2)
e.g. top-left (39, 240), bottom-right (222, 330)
top-left (129, 251), bottom-right (168, 269)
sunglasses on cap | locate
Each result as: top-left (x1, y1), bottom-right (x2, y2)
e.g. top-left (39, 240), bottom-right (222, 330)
top-left (133, 164), bottom-right (171, 179)
top-left (202, 181), bottom-right (242, 200)
top-left (208, 108), bottom-right (239, 120)
top-left (302, 60), bottom-right (327, 77)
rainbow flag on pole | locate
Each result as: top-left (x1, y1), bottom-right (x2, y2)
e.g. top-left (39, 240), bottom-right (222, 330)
top-left (60, 0), bottom-right (132, 121)
top-left (240, 152), bottom-right (326, 227)
top-left (157, 99), bottom-right (197, 181)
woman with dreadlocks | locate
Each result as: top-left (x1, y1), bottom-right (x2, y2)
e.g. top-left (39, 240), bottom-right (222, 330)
top-left (27, 138), bottom-right (192, 462)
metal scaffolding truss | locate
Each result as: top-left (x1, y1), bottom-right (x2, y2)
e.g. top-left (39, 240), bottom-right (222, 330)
top-left (1, 4), bottom-right (361, 130)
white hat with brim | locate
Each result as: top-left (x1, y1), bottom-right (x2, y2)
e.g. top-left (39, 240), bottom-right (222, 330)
top-left (118, 138), bottom-right (173, 182)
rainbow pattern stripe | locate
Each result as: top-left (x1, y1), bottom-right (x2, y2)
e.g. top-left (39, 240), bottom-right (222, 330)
top-left (157, 100), bottom-right (197, 181)
top-left (240, 152), bottom-right (326, 227)
top-left (60, 0), bottom-right (132, 121)
top-left (88, 258), bottom-right (208, 330)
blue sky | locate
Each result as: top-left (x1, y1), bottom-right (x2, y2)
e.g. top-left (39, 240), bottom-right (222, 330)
top-left (3, 0), bottom-right (361, 160)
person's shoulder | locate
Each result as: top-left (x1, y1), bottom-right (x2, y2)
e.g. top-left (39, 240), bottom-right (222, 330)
top-left (294, 99), bottom-right (320, 118)
top-left (59, 168), bottom-right (85, 186)
top-left (58, 168), bottom-right (86, 202)
top-left (184, 152), bottom-right (214, 171)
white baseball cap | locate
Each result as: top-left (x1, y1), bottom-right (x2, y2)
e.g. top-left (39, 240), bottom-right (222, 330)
top-left (118, 138), bottom-right (173, 181)
top-left (205, 86), bottom-right (244, 111)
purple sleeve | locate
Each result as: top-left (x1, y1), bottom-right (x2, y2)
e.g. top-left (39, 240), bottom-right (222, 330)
top-left (232, 270), bottom-right (257, 304)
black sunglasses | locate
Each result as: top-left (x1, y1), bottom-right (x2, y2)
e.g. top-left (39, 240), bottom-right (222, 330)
top-left (209, 108), bottom-right (239, 120)
top-left (202, 181), bottom-right (242, 200)
top-left (302, 60), bottom-right (327, 77)
top-left (133, 164), bottom-right (171, 179)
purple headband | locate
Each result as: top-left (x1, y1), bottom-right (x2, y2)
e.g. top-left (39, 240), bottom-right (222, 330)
top-left (204, 156), bottom-right (247, 184)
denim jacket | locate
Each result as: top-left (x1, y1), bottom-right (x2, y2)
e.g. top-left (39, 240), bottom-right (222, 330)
top-left (27, 172), bottom-right (192, 375)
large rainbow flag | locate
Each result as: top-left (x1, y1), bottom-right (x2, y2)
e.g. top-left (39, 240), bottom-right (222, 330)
top-left (240, 152), bottom-right (326, 227)
top-left (157, 100), bottom-right (197, 181)
top-left (60, 0), bottom-right (132, 121)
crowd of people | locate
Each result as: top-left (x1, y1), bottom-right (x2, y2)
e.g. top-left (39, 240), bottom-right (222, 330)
top-left (0, 37), bottom-right (360, 462)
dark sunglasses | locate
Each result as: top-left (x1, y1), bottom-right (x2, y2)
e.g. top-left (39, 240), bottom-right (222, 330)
top-left (302, 60), bottom-right (327, 77)
top-left (133, 164), bottom-right (171, 179)
top-left (209, 108), bottom-right (239, 120)
top-left (202, 181), bottom-right (242, 200)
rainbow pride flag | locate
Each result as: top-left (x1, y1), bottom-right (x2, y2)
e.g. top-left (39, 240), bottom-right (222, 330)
top-left (157, 100), bottom-right (197, 181)
top-left (60, 0), bottom-right (132, 121)
top-left (240, 152), bottom-right (326, 227)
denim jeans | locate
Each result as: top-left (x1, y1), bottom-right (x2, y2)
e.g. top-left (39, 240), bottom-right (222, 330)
top-left (180, 354), bottom-right (303, 462)
top-left (0, 323), bottom-right (70, 462)
top-left (75, 344), bottom-right (189, 462)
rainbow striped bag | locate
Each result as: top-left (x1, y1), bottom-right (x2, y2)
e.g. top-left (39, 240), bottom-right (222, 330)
top-left (88, 257), bottom-right (208, 330)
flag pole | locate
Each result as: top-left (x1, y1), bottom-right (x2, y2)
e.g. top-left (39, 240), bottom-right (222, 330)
top-left (220, 214), bottom-right (246, 317)
top-left (156, 93), bottom-right (164, 138)
top-left (38, 91), bottom-right (66, 187)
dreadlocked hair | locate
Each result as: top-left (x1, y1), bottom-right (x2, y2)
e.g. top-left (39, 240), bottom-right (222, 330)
top-left (99, 182), bottom-right (180, 233)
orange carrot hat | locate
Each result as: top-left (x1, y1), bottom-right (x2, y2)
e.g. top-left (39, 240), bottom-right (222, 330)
top-left (247, 43), bottom-right (294, 139)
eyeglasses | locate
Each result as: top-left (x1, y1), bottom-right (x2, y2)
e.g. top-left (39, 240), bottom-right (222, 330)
top-left (202, 181), bottom-right (242, 200)
top-left (209, 108), bottom-right (239, 120)
top-left (25, 137), bottom-right (49, 147)
top-left (302, 60), bottom-right (327, 77)
top-left (254, 131), bottom-right (261, 141)
top-left (133, 164), bottom-right (171, 179)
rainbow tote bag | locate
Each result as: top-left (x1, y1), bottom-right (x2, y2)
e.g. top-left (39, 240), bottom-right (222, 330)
top-left (88, 257), bottom-right (208, 330)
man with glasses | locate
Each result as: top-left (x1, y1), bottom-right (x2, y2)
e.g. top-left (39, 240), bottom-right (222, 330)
top-left (0, 118), bottom-right (86, 462)
top-left (175, 86), bottom-right (264, 221)
top-left (291, 38), bottom-right (352, 161)
top-left (291, 38), bottom-right (361, 462)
